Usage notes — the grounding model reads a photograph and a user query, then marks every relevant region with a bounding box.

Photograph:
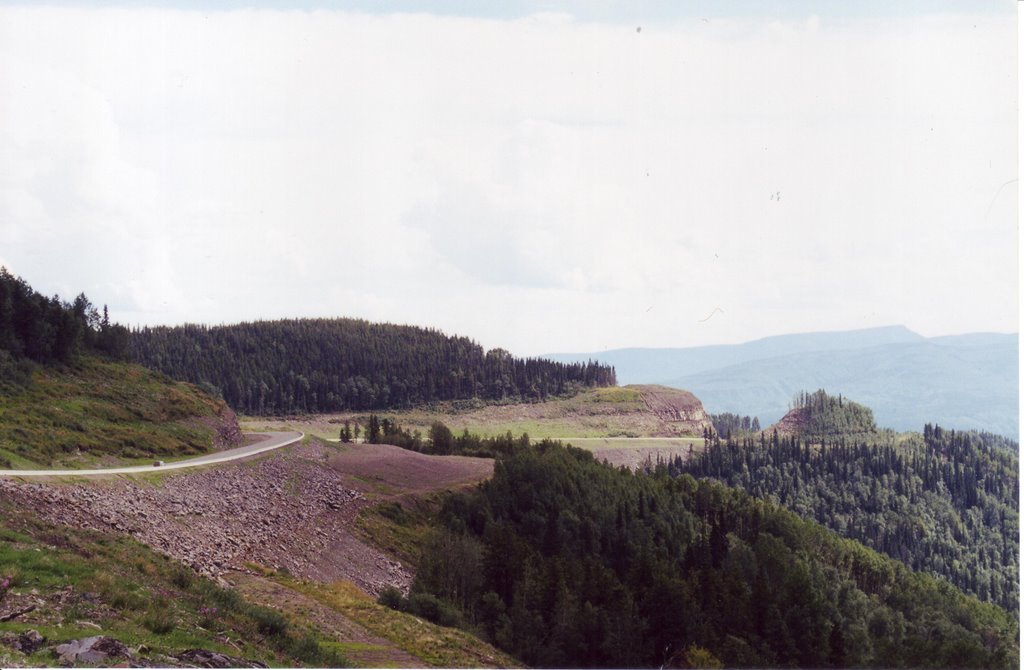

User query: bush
[377,585,406,611]
[406,592,464,629]
[248,606,289,637]
[170,566,193,589]
[141,609,176,634]
[377,502,408,525]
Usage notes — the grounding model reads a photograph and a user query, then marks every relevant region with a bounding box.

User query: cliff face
[631,385,716,437]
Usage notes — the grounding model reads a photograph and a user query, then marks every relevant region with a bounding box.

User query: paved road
[0,431,304,477]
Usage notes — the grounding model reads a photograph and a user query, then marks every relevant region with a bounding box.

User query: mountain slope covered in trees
[130,319,615,415]
[676,422,1019,612]
[394,442,1017,669]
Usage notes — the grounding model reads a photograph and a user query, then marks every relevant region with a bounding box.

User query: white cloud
[0,7,1015,353]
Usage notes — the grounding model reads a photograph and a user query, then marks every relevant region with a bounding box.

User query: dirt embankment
[767,407,809,437]
[632,385,715,436]
[183,404,245,451]
[0,441,412,595]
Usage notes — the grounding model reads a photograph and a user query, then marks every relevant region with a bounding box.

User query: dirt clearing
[328,442,493,495]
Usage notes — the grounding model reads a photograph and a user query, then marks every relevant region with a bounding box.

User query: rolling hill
[548,327,1019,437]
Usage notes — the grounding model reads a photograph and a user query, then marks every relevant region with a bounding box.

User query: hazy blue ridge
[547,328,1018,437]
[546,325,925,384]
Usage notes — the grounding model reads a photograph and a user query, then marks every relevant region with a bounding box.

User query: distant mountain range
[547,326,1019,437]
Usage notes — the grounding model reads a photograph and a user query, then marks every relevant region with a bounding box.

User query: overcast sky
[0,1,1017,356]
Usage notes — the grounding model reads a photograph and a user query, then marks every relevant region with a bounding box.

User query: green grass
[0,501,349,668]
[588,386,643,403]
[0,357,230,468]
[277,578,520,669]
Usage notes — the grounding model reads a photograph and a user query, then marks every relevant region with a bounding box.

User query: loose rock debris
[0,441,412,595]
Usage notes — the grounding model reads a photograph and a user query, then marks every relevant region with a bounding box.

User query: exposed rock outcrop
[0,629,45,654]
[633,385,716,437]
[175,648,269,668]
[54,636,131,666]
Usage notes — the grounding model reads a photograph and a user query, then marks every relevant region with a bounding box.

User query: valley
[0,271,1017,668]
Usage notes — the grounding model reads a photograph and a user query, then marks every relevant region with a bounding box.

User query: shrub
[141,609,176,634]
[248,606,288,637]
[406,592,464,629]
[376,585,406,611]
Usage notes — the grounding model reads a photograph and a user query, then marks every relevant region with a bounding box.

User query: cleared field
[328,442,494,495]
[241,384,712,442]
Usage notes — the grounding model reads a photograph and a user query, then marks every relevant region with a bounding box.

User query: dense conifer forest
[675,425,1019,612]
[130,319,615,414]
[387,441,1017,669]
[0,268,129,386]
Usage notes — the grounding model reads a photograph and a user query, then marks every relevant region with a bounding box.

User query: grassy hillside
[0,356,237,469]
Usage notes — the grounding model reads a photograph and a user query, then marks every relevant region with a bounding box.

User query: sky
[0,1,1017,356]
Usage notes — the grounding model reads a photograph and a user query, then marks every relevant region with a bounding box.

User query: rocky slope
[0,441,410,595]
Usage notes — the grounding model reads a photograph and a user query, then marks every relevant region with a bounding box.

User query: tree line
[0,268,129,384]
[788,388,879,441]
[674,424,1019,612]
[382,440,1017,668]
[709,412,761,437]
[342,414,530,459]
[129,319,615,415]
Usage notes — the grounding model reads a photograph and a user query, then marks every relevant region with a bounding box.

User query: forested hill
[130,319,616,415]
[676,425,1019,612]
[772,389,879,442]
[400,442,1017,669]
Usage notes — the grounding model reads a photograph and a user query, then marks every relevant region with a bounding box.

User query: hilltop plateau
[242,384,714,469]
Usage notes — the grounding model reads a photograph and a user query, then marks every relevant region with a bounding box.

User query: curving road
[0,431,304,478]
